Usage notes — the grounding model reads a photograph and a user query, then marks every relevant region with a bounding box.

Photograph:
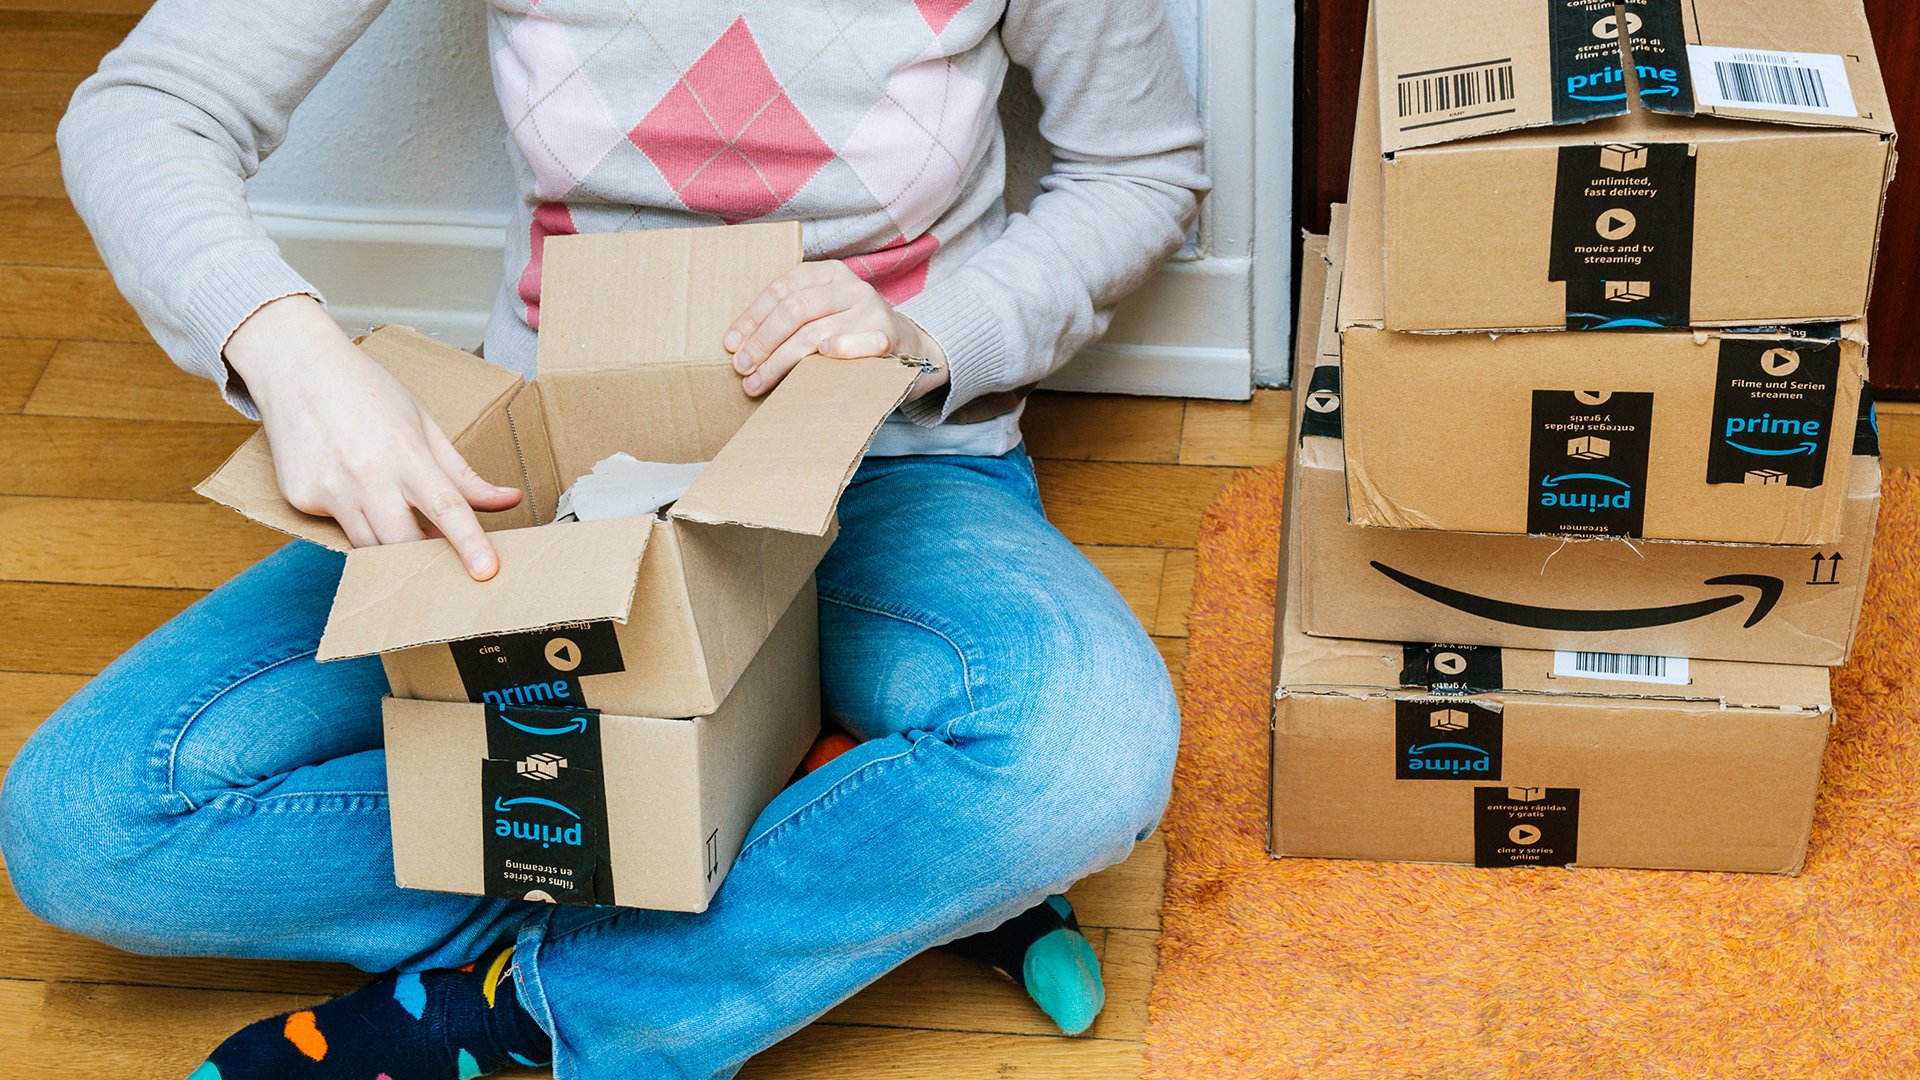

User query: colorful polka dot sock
[187,944,552,1080]
[943,894,1106,1036]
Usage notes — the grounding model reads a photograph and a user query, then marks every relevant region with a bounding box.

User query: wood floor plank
[1153,635,1187,689]
[0,133,62,200]
[0,265,144,338]
[0,69,86,136]
[0,414,249,502]
[1024,390,1185,464]
[1879,402,1919,470]
[0,194,97,267]
[25,339,245,423]
[0,497,282,589]
[1179,388,1293,467]
[0,336,53,412]
[0,581,200,674]
[0,11,136,72]
[1094,928,1159,1041]
[0,0,149,12]
[746,1021,1143,1079]
[1065,830,1165,933]
[1154,549,1194,638]
[1078,543,1167,633]
[1035,460,1240,549]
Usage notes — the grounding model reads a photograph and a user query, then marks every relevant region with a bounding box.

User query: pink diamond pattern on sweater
[518,201,577,329]
[914,0,973,35]
[840,53,991,237]
[628,17,836,224]
[846,232,939,305]
[493,13,626,200]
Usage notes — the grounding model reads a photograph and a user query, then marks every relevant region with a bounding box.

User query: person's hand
[224,296,523,581]
[723,261,949,398]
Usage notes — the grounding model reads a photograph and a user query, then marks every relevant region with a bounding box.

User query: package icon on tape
[1567,435,1611,460]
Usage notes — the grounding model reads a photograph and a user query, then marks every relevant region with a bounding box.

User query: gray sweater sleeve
[892,0,1212,425]
[58,0,393,417]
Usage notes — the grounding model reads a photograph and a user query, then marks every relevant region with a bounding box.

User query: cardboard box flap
[536,222,805,374]
[1373,0,1891,154]
[315,516,654,661]
[195,325,525,552]
[670,355,922,536]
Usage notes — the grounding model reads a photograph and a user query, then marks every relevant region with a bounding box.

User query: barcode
[1688,45,1857,118]
[1711,55,1828,110]
[1397,61,1516,120]
[1571,652,1666,676]
[1552,650,1690,685]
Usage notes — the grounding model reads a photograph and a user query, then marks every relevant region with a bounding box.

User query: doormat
[1145,465,1919,1078]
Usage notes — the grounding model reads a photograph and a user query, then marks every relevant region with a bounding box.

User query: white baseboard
[257,207,1256,399]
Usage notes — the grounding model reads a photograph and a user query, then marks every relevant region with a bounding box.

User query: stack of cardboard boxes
[201,222,926,910]
[1272,0,1895,873]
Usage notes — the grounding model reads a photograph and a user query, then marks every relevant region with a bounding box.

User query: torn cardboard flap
[536,221,805,373]
[316,515,654,662]
[671,355,921,536]
[195,325,524,553]
[556,454,711,522]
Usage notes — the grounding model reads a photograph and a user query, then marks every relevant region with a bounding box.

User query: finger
[404,469,501,582]
[335,507,379,551]
[723,263,841,358]
[818,328,894,360]
[733,283,854,374]
[743,313,853,396]
[364,493,429,547]
[422,416,522,513]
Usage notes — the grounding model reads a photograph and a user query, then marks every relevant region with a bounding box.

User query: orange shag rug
[1144,465,1920,1078]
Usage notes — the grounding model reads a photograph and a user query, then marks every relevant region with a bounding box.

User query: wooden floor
[5,8,1920,1074]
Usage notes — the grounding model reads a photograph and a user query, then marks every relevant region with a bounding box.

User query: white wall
[251,0,1292,396]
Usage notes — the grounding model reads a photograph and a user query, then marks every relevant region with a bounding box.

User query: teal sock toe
[1022,927,1105,1036]
[186,1063,222,1080]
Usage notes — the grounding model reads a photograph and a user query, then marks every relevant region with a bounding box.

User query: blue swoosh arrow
[492,796,580,819]
[1542,473,1631,489]
[500,713,589,736]
[1572,317,1668,329]
[1569,91,1629,101]
[1408,742,1490,756]
[1639,87,1679,97]
[1724,440,1819,457]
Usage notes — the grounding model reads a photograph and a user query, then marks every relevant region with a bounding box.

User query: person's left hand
[723,260,948,399]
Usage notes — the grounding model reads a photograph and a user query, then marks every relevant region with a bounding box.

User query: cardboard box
[1354,0,1896,332]
[1339,166,1869,544]
[383,581,821,912]
[1270,447,1834,875]
[198,222,923,718]
[1300,217,1881,665]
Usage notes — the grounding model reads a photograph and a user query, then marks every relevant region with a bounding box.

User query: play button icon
[1595,208,1637,241]
[1509,824,1542,845]
[1433,651,1467,676]
[544,637,582,672]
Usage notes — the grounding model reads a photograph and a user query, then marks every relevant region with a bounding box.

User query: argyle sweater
[58,0,1209,456]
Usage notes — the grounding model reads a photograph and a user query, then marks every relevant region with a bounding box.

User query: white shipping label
[1687,45,1857,118]
[1552,651,1691,686]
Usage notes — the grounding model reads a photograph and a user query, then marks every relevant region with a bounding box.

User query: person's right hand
[224,295,522,581]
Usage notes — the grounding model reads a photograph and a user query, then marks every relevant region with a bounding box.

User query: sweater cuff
[894,277,1010,428]
[175,250,326,420]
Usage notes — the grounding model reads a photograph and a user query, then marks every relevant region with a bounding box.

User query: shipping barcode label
[1686,45,1857,118]
[1552,651,1691,685]
[1395,59,1516,128]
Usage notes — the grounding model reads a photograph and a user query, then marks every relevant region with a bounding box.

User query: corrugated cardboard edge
[670,355,924,536]
[315,515,654,661]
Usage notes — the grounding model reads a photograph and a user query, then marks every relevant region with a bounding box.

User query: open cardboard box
[1303,214,1879,664]
[382,581,820,912]
[1272,423,1834,874]
[1356,0,1895,332]
[1337,175,1869,545]
[198,222,924,718]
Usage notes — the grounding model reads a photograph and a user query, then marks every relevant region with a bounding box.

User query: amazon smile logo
[1723,412,1823,457]
[1370,562,1784,631]
[1405,741,1494,775]
[1537,472,1633,512]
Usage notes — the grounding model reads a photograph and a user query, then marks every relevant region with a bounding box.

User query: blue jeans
[0,447,1178,1079]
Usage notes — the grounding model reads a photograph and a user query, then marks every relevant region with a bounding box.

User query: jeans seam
[735,737,930,866]
[816,589,978,715]
[163,646,320,812]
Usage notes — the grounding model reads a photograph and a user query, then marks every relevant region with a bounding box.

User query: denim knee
[0,692,165,949]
